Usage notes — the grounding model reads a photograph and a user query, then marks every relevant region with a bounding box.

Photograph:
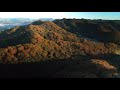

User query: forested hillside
[0,19,120,78]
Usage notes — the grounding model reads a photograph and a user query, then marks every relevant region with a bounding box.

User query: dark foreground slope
[0,57,118,78]
[0,20,119,78]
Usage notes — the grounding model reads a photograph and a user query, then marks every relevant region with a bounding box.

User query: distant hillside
[54,19,120,43]
[38,18,54,21]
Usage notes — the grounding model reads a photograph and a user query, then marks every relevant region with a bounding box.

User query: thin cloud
[0,12,67,19]
[0,12,120,20]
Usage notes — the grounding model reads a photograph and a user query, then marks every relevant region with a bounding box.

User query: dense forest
[0,19,120,78]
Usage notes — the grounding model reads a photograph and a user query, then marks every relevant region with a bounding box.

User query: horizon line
[0,17,119,20]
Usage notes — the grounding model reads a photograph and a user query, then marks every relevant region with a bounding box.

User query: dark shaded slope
[0,26,31,47]
[0,56,118,78]
[54,19,120,43]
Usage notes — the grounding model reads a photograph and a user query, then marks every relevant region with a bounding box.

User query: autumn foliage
[0,20,118,64]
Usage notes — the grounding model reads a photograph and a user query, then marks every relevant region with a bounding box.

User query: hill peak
[31,20,44,25]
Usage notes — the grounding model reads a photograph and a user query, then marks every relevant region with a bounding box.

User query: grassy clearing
[114,49,120,55]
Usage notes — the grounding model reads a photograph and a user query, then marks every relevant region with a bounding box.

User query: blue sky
[0,12,119,20]
[69,12,120,20]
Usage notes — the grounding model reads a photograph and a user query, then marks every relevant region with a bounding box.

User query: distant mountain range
[0,18,54,31]
[38,18,54,21]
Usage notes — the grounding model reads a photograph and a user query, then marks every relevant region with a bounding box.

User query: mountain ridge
[0,19,119,78]
[0,20,117,63]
